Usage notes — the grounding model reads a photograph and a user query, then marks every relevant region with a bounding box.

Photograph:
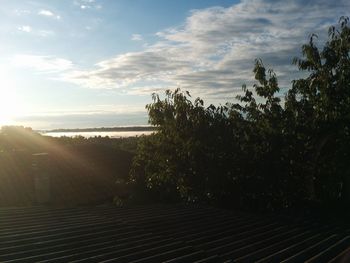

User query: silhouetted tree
[130,17,350,212]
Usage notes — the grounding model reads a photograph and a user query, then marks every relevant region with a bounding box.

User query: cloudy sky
[0,0,348,129]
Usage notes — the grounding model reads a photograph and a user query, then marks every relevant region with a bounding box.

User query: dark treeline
[125,18,350,214]
[0,126,140,206]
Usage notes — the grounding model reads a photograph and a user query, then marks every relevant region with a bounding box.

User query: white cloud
[131,34,143,41]
[37,30,55,37]
[18,25,32,33]
[74,0,101,10]
[38,9,61,19]
[17,26,55,37]
[11,55,73,73]
[13,105,148,130]
[62,51,191,89]
[36,1,350,101]
[14,9,31,16]
[18,104,146,117]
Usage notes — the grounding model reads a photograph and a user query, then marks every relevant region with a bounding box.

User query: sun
[0,68,22,126]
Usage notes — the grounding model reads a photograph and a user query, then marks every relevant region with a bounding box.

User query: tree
[129,17,350,212]
[285,16,350,204]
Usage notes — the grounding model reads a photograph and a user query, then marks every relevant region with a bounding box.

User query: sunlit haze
[0,0,348,129]
[0,65,23,125]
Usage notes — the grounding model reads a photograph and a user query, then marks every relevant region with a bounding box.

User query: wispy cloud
[11,55,73,72]
[25,0,350,101]
[17,25,32,33]
[14,9,31,16]
[17,26,55,37]
[13,105,147,129]
[38,9,61,19]
[74,0,101,10]
[62,51,191,89]
[62,0,348,101]
[37,30,55,37]
[131,34,143,41]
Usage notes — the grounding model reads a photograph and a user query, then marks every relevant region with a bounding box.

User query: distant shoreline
[40,126,156,133]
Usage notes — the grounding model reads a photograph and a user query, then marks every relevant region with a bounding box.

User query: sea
[42,130,154,138]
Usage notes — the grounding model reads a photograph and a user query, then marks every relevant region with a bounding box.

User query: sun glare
[0,68,22,126]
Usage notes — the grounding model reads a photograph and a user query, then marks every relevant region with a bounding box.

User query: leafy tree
[129,17,350,212]
[285,16,350,204]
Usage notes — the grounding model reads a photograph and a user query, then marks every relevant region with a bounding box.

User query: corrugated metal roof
[0,205,349,262]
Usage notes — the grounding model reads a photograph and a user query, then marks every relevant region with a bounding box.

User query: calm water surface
[43,130,154,138]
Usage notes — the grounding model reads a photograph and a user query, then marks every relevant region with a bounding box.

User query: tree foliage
[130,18,350,211]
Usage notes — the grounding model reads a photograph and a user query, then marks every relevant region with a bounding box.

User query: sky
[0,0,348,130]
